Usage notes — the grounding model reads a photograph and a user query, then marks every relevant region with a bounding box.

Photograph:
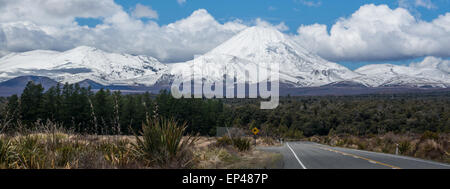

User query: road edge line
[286,142,307,169]
[336,146,450,168]
[314,143,450,168]
[316,146,402,169]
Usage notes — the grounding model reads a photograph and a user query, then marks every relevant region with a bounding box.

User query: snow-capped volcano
[0,46,169,85]
[181,26,361,87]
[0,27,449,90]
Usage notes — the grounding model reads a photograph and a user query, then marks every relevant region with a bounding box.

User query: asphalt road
[259,141,450,169]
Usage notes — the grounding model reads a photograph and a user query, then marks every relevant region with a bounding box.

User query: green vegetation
[0,82,229,136]
[1,81,449,166]
[0,120,199,169]
[0,121,280,169]
[229,93,450,137]
[2,82,449,138]
[217,136,251,152]
[133,118,197,168]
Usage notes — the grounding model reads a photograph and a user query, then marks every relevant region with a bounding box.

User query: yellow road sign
[252,127,259,135]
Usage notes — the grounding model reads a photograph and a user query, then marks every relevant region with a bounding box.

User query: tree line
[0,81,449,137]
[0,82,230,135]
[228,93,450,137]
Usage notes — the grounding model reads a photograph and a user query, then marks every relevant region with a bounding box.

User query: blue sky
[1,0,449,69]
[89,0,448,69]
[106,0,450,33]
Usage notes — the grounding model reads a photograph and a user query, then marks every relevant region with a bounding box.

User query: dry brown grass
[194,146,282,169]
[0,119,283,169]
[256,137,282,147]
[1,132,282,169]
[193,136,283,169]
[0,133,146,169]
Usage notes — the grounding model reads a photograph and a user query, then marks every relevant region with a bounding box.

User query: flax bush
[133,118,197,168]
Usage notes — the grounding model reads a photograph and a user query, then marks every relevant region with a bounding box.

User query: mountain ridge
[0,46,169,86]
[0,27,449,90]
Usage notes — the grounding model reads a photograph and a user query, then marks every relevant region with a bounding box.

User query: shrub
[101,139,137,168]
[133,117,197,168]
[216,136,251,152]
[216,136,233,147]
[335,139,345,147]
[356,140,368,150]
[262,137,276,146]
[381,143,394,154]
[421,131,439,141]
[232,137,251,152]
[13,135,48,169]
[284,128,304,140]
[398,141,411,155]
[415,139,445,160]
[53,141,86,168]
[0,138,13,168]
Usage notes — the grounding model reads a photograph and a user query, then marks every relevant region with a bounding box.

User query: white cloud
[255,18,289,31]
[415,0,437,9]
[4,1,443,64]
[0,27,5,49]
[296,0,322,7]
[0,0,122,26]
[132,4,158,19]
[0,0,293,62]
[177,0,186,5]
[398,0,437,17]
[410,56,450,72]
[0,50,9,58]
[295,4,450,62]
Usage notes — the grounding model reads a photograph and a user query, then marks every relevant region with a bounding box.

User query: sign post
[252,127,259,146]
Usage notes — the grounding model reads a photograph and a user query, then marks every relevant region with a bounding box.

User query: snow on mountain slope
[169,53,302,85]
[0,46,169,85]
[190,26,362,87]
[354,57,450,87]
[0,27,448,89]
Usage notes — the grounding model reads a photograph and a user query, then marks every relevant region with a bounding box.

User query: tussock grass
[194,146,282,169]
[133,117,198,168]
[0,138,13,168]
[216,136,251,152]
[0,119,280,169]
[0,118,199,169]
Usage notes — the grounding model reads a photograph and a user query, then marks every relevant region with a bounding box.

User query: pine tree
[6,94,20,125]
[93,88,113,134]
[20,81,44,126]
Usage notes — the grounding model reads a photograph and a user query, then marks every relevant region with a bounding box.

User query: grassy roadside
[193,137,283,169]
[0,132,283,169]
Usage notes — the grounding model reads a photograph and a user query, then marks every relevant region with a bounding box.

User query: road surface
[259,141,450,169]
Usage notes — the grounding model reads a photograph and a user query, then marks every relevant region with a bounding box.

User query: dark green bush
[216,136,233,147]
[133,117,197,168]
[0,138,13,168]
[232,137,251,152]
[421,131,439,141]
[398,140,411,155]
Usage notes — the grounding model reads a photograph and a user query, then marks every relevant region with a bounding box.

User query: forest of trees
[230,93,450,137]
[0,82,231,135]
[0,81,449,137]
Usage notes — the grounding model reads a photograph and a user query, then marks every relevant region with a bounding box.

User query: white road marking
[332,145,450,168]
[313,143,450,168]
[286,142,307,169]
[315,145,402,169]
